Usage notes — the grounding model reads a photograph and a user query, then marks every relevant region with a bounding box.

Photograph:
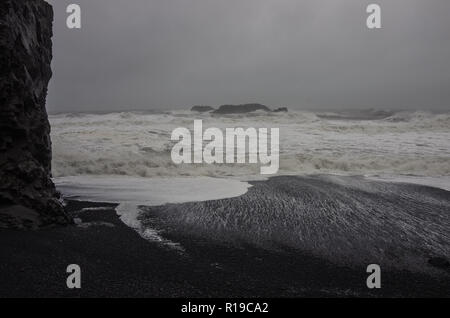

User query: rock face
[194,103,289,114]
[191,105,215,112]
[213,103,271,114]
[0,0,69,227]
[273,107,288,113]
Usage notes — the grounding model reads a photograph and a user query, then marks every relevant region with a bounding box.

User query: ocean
[50,109,450,181]
[50,109,450,274]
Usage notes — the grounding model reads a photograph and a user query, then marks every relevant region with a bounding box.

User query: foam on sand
[54,175,251,249]
[367,175,450,192]
[138,175,450,273]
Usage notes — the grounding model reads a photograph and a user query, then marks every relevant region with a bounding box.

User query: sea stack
[0,0,69,228]
[191,105,215,112]
[273,107,288,113]
[213,103,271,114]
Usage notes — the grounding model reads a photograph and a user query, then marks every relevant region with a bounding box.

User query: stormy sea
[46,109,450,297]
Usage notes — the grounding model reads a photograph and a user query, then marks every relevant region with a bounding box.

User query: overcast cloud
[46,0,450,113]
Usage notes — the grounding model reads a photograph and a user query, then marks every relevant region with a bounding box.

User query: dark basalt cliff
[0,0,69,228]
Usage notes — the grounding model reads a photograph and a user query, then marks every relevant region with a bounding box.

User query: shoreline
[1,175,449,297]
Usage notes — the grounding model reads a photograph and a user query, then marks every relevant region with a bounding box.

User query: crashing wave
[50,110,450,179]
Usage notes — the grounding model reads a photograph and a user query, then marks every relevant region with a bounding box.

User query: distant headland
[191,103,288,114]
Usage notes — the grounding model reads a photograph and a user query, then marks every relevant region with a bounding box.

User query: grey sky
[46,0,450,113]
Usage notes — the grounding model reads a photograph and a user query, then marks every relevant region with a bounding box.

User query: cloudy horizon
[46,0,450,113]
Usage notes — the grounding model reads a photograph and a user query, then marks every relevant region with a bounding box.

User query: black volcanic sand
[0,176,449,297]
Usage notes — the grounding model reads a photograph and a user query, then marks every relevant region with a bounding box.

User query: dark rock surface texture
[212,103,271,114]
[273,107,288,112]
[191,105,215,112]
[0,0,69,228]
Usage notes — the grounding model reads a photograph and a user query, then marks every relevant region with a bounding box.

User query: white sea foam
[50,110,450,180]
[51,110,450,252]
[54,175,251,204]
[54,175,251,249]
[366,175,450,192]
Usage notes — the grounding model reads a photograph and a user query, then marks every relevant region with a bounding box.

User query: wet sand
[0,176,449,297]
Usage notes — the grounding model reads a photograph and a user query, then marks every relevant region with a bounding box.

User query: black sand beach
[0,176,449,298]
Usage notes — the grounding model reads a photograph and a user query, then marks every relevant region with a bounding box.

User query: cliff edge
[0,0,69,228]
